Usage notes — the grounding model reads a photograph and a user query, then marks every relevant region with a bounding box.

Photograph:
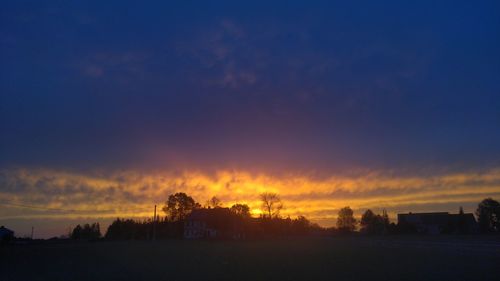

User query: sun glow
[2,168,500,227]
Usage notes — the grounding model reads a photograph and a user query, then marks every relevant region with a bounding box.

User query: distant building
[0,226,14,242]
[184,208,245,239]
[398,212,478,234]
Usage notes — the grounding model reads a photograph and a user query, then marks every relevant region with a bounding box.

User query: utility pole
[152,205,157,241]
[31,226,34,240]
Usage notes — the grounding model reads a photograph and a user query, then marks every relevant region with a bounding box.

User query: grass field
[2,236,499,281]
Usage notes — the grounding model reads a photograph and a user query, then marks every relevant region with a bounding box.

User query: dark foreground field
[2,236,499,281]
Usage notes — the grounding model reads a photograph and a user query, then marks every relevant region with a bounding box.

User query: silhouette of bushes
[70,223,101,240]
[104,218,184,240]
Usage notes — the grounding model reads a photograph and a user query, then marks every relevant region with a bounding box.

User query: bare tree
[260,192,283,218]
[207,196,223,208]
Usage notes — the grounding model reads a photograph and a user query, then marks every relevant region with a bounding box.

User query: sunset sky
[1,1,500,238]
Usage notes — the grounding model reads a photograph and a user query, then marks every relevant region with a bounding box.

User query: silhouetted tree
[360,209,376,234]
[91,223,101,239]
[387,222,398,234]
[207,196,223,208]
[260,192,283,218]
[360,209,388,235]
[292,215,311,235]
[476,198,500,233]
[105,218,139,240]
[105,218,184,240]
[71,224,82,239]
[71,223,101,240]
[337,206,356,233]
[230,203,251,218]
[162,192,200,221]
[381,209,390,228]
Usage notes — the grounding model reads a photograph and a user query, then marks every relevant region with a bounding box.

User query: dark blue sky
[1,0,500,175]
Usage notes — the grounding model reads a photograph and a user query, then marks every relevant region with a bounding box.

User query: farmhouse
[0,226,14,242]
[397,212,477,234]
[184,208,245,239]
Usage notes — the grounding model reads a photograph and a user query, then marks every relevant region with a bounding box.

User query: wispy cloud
[175,20,268,90]
[76,51,149,80]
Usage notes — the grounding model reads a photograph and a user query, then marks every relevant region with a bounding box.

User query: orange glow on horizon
[1,168,500,228]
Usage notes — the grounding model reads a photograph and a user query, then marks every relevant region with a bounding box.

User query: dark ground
[1,236,499,281]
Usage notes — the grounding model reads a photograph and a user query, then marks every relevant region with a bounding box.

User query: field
[2,236,499,281]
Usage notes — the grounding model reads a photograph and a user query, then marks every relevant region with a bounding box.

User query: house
[447,213,479,234]
[184,208,244,239]
[398,212,477,234]
[0,226,14,242]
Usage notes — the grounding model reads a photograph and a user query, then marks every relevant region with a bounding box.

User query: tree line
[69,195,500,240]
[100,192,322,240]
[334,197,500,234]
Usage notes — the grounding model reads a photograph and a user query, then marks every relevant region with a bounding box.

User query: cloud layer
[1,167,499,237]
[1,2,500,237]
[2,2,500,174]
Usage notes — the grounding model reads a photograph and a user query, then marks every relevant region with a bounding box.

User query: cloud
[83,65,104,77]
[175,20,265,90]
[77,51,149,80]
[1,168,499,227]
[174,18,344,104]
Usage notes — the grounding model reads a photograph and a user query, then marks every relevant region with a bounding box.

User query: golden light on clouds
[1,168,500,228]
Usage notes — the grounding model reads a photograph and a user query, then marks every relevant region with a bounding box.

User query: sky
[1,0,500,238]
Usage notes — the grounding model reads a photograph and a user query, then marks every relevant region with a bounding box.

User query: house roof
[398,212,450,224]
[448,213,477,224]
[398,212,477,226]
[0,226,14,236]
[187,208,236,229]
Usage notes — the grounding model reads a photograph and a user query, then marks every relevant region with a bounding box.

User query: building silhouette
[398,212,477,234]
[0,226,14,243]
[184,208,245,239]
